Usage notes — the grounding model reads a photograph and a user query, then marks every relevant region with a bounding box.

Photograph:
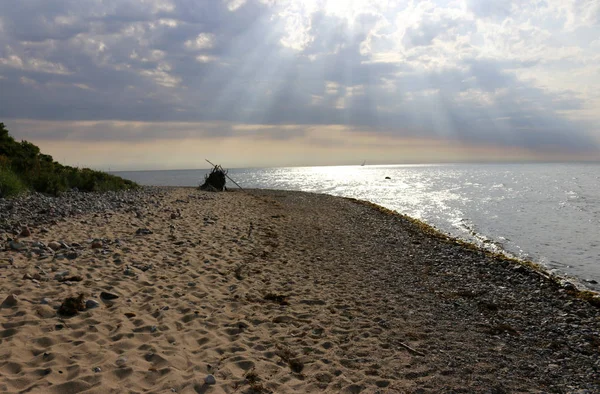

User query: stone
[48,241,62,251]
[66,251,79,260]
[135,228,153,235]
[124,267,135,276]
[92,367,102,373]
[19,226,31,237]
[100,291,119,300]
[9,240,26,251]
[54,271,69,280]
[91,239,103,249]
[41,298,52,305]
[85,299,100,309]
[204,375,216,385]
[1,294,18,308]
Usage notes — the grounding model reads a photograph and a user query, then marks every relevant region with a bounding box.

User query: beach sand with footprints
[1,188,600,393]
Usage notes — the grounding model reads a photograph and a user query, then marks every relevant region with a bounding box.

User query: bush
[0,122,139,196]
[0,166,27,198]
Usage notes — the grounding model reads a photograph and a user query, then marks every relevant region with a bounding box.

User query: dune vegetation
[0,122,137,198]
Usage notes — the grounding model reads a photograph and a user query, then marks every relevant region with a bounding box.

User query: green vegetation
[0,122,138,197]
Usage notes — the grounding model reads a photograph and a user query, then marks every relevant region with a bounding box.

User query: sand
[1,188,599,393]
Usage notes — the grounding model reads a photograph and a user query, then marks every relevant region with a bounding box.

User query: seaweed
[57,294,86,316]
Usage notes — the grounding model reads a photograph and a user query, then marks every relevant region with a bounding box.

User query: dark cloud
[0,0,597,157]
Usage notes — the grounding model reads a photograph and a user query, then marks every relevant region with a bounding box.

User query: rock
[91,239,103,249]
[19,226,31,237]
[385,176,391,180]
[41,298,52,305]
[115,357,127,367]
[48,241,62,251]
[1,294,18,308]
[124,267,135,276]
[92,367,102,373]
[204,375,216,385]
[66,251,79,260]
[135,228,153,235]
[85,299,100,309]
[54,271,69,280]
[23,273,33,280]
[40,227,50,233]
[9,240,26,251]
[100,291,119,300]
[58,275,83,282]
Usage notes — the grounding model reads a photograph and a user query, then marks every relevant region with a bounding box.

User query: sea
[114,163,600,291]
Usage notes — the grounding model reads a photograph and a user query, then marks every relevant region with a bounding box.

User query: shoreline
[346,196,600,301]
[1,187,600,392]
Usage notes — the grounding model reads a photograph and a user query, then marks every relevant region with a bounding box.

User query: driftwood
[199,160,244,192]
[200,164,227,191]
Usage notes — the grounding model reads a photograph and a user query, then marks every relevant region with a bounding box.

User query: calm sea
[114,163,600,290]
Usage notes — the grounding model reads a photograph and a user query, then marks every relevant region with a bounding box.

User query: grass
[0,166,27,198]
[1,122,138,196]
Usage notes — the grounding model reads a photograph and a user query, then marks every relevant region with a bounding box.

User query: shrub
[0,166,27,198]
[0,122,139,196]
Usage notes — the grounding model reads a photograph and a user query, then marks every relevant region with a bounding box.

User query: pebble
[47,241,62,251]
[9,240,26,251]
[19,226,31,237]
[86,300,100,309]
[66,251,79,260]
[100,291,119,300]
[124,267,135,276]
[92,367,102,373]
[54,271,69,280]
[204,375,216,385]
[1,294,18,308]
[0,188,168,235]
[91,239,103,249]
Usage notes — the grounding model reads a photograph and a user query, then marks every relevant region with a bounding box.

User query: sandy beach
[1,188,599,393]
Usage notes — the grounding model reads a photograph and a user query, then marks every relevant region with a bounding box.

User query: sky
[0,0,599,170]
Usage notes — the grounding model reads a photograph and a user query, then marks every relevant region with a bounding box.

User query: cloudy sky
[0,0,599,170]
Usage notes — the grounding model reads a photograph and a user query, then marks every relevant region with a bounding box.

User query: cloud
[0,0,598,165]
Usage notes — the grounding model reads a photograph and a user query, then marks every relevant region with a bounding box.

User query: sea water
[114,163,600,289]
